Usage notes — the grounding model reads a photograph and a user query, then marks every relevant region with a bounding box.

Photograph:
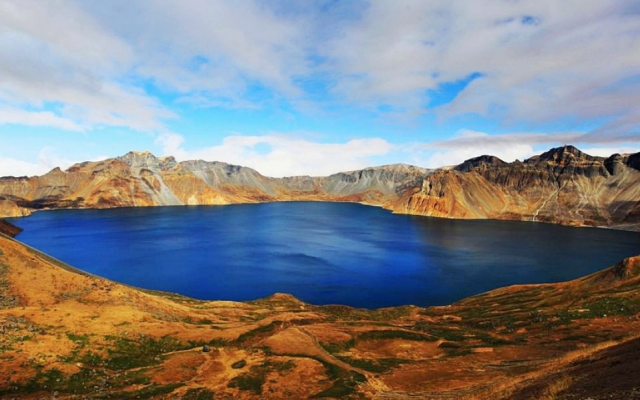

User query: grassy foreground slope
[0,232,639,399]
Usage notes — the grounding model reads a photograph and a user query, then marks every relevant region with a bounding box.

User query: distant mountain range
[1,145,639,230]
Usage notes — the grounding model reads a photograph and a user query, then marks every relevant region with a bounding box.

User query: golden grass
[453,338,632,400]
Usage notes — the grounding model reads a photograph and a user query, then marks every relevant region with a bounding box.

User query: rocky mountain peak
[604,153,626,175]
[530,145,601,165]
[118,151,177,170]
[44,167,65,175]
[455,155,507,172]
[626,153,640,171]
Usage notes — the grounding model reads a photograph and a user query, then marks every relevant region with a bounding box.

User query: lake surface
[8,202,640,308]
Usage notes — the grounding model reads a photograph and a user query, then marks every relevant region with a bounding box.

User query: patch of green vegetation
[473,332,516,346]
[443,348,473,358]
[517,297,640,328]
[271,359,295,372]
[106,383,184,399]
[248,296,303,309]
[14,334,33,342]
[182,316,215,325]
[310,358,366,398]
[206,338,230,347]
[64,368,107,394]
[32,368,65,391]
[320,338,356,354]
[103,335,190,370]
[414,324,468,342]
[67,332,91,342]
[228,370,264,394]
[580,297,640,318]
[234,321,280,345]
[0,367,84,395]
[0,261,19,309]
[455,306,491,321]
[227,360,295,395]
[336,356,408,373]
[182,387,215,400]
[562,334,600,344]
[78,351,103,366]
[59,291,84,300]
[108,368,152,389]
[358,330,434,342]
[549,310,574,326]
[0,350,166,397]
[321,305,412,322]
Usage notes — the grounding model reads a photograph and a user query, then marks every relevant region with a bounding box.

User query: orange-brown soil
[1,233,639,399]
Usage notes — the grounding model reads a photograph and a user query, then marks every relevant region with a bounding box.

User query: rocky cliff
[0,151,427,214]
[2,146,640,230]
[0,197,30,218]
[389,146,640,230]
[0,218,22,237]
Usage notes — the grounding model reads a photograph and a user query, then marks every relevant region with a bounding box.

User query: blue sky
[1,0,640,177]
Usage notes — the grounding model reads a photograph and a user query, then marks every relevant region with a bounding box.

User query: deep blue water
[7,202,640,308]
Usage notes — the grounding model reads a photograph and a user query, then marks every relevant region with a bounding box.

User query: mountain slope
[0,231,639,399]
[1,146,640,230]
[388,146,640,230]
[0,151,428,214]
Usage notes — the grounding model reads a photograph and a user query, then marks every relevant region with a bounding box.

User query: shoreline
[7,198,640,233]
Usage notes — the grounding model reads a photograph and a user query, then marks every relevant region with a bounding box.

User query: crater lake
[8,202,640,308]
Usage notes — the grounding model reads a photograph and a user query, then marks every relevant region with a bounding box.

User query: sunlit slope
[390,146,640,230]
[2,146,640,231]
[1,233,639,399]
[0,151,426,213]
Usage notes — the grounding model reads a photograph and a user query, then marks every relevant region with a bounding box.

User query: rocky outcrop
[2,146,639,230]
[0,152,428,216]
[0,197,30,218]
[0,219,22,237]
[455,155,507,172]
[389,146,640,230]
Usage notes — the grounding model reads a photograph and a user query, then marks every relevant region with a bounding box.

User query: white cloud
[325,0,640,139]
[427,130,583,150]
[424,136,538,168]
[0,0,172,133]
[421,130,640,168]
[0,156,44,177]
[0,0,310,133]
[88,0,308,104]
[577,146,640,157]
[1,0,640,151]
[0,108,84,132]
[0,147,76,177]
[157,133,394,177]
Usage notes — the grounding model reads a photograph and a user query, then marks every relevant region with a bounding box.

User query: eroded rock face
[455,155,507,173]
[0,153,428,217]
[391,146,640,230]
[0,219,22,237]
[1,146,639,230]
[0,198,30,218]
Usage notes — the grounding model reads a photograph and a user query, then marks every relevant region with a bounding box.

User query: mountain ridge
[1,145,640,230]
[392,145,640,230]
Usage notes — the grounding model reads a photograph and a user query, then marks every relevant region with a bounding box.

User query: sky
[1,0,640,177]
